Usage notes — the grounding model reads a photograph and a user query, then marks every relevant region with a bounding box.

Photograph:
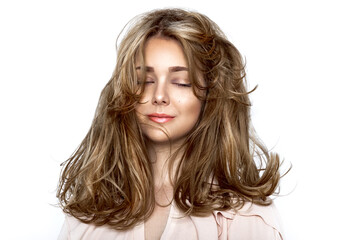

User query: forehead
[137,37,188,67]
[135,36,205,86]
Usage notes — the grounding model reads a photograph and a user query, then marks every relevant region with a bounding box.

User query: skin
[135,37,203,240]
[135,38,202,147]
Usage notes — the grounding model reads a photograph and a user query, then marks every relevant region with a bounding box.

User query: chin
[144,132,187,146]
[143,129,171,143]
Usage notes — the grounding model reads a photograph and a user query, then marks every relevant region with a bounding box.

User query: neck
[147,141,184,188]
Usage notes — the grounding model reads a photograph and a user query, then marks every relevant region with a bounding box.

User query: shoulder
[58,214,136,240]
[214,202,284,240]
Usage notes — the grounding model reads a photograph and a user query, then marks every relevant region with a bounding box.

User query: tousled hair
[57,8,284,230]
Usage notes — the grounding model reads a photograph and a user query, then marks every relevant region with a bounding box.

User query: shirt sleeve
[221,203,284,240]
[57,217,69,240]
[56,214,136,240]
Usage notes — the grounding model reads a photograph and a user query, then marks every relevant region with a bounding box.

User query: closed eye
[139,77,155,84]
[136,79,155,85]
[174,83,192,87]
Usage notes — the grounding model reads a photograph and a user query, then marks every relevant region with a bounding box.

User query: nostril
[152,93,169,105]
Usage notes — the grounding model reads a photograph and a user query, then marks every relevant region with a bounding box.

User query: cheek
[135,90,152,111]
[183,97,202,119]
[138,89,150,102]
[135,103,147,123]
[194,102,203,119]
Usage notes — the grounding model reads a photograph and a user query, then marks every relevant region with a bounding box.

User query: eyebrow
[135,66,188,72]
[169,66,188,72]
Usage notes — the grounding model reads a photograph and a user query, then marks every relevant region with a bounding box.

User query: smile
[147,113,175,123]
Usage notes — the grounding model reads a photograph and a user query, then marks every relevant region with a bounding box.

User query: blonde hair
[57,8,283,230]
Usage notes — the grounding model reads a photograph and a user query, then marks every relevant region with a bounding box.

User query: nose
[152,82,169,105]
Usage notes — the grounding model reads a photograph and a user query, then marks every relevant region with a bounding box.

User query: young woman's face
[135,37,202,146]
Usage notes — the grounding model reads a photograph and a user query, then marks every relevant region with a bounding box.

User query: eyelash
[140,78,191,88]
[174,83,192,87]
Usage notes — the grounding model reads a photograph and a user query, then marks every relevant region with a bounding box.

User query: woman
[57,8,284,240]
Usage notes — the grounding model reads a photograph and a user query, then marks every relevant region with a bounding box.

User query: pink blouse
[58,202,283,240]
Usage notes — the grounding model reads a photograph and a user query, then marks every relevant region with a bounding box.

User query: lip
[147,113,175,123]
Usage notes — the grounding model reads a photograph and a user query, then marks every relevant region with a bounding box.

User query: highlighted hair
[57,8,284,230]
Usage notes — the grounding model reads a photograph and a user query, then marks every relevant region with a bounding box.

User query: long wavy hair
[57,8,283,230]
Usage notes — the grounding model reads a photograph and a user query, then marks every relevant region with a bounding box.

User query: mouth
[147,113,175,123]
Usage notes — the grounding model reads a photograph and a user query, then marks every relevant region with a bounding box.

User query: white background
[1,0,359,239]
